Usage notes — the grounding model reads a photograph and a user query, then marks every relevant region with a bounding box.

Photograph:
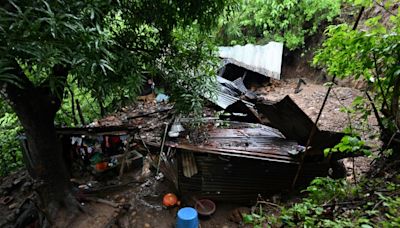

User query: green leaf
[243,214,254,224]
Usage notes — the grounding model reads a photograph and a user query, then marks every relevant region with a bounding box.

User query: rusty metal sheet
[178,153,330,202]
[256,95,344,155]
[224,101,262,123]
[166,123,299,164]
[181,151,198,178]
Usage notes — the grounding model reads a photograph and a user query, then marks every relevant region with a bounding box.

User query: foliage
[278,177,400,227]
[216,0,342,49]
[0,0,232,116]
[242,204,269,228]
[159,24,219,116]
[313,0,400,150]
[325,88,373,157]
[324,135,371,156]
[0,0,233,182]
[243,176,400,227]
[56,81,102,126]
[0,102,23,176]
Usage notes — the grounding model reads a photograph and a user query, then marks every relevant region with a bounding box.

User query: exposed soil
[257,78,379,180]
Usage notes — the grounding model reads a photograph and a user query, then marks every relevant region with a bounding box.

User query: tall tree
[0,0,231,225]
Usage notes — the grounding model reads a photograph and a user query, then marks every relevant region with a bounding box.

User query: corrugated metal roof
[256,96,344,153]
[178,154,330,202]
[218,42,284,80]
[216,76,242,95]
[213,90,239,109]
[232,76,248,94]
[205,76,254,110]
[166,122,299,164]
[208,89,254,110]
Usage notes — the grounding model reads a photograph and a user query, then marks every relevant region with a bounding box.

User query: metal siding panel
[218,42,284,80]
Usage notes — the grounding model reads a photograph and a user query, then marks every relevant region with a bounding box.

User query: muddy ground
[0,78,378,228]
[257,78,378,178]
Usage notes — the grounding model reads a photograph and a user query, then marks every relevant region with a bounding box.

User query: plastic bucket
[176,207,198,228]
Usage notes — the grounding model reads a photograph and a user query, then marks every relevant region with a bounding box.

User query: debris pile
[42,42,353,203]
[6,42,363,226]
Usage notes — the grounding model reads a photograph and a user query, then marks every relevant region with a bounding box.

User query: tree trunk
[1,61,80,226]
[18,98,79,225]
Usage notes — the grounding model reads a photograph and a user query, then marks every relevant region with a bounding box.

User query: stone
[8,202,18,210]
[6,213,15,222]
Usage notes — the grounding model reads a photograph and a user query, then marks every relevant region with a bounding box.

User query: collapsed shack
[29,96,352,204]
[19,42,356,205]
[164,121,333,202]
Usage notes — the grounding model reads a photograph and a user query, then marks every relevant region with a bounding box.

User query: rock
[6,213,15,222]
[0,196,13,205]
[21,181,32,192]
[8,202,18,210]
[12,178,22,186]
[144,223,151,227]
[229,207,250,223]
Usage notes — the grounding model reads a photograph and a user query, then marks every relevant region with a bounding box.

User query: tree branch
[0,59,35,108]
[391,76,400,130]
[366,91,386,133]
[1,60,70,119]
[372,52,389,111]
[373,0,397,16]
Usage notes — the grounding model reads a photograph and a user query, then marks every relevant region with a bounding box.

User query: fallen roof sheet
[165,122,299,164]
[232,76,248,94]
[211,90,255,110]
[218,42,284,80]
[206,76,255,112]
[256,95,344,154]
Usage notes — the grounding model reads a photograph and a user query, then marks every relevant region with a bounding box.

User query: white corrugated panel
[218,42,284,80]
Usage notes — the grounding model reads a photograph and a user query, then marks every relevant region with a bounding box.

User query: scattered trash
[168,119,185,138]
[95,161,108,171]
[141,180,152,188]
[155,172,164,181]
[156,93,170,103]
[288,145,308,156]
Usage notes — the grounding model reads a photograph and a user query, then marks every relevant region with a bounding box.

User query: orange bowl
[163,193,178,207]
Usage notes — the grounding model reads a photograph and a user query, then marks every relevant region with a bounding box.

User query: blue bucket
[176,207,199,228]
